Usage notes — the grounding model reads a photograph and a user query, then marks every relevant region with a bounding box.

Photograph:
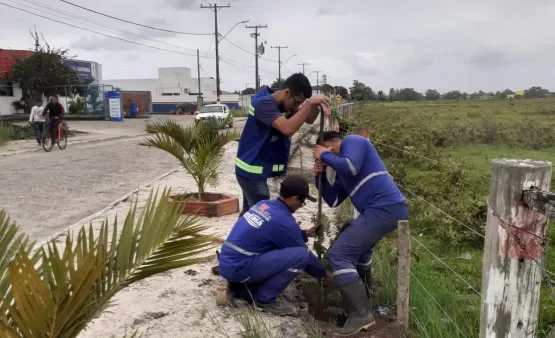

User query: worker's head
[275,73,312,113]
[36,98,43,106]
[320,131,342,155]
[278,175,316,213]
[50,96,58,104]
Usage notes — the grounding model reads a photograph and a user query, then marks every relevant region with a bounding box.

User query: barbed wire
[372,140,491,181]
[410,270,470,338]
[410,234,482,296]
[395,181,485,239]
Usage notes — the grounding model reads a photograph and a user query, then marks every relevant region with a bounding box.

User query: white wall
[0,84,23,116]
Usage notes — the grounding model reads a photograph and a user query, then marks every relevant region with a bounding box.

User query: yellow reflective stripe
[235,157,263,174]
[272,164,285,172]
[248,105,255,116]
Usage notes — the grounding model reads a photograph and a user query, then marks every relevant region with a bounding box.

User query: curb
[34,167,182,249]
[0,134,148,158]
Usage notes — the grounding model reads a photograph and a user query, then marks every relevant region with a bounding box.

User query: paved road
[0,116,246,241]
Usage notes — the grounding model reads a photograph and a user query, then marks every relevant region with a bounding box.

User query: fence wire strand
[410,234,481,296]
[373,140,491,181]
[395,182,485,239]
[410,270,470,338]
[409,308,432,338]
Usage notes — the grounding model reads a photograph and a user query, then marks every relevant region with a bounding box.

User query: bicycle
[42,117,67,152]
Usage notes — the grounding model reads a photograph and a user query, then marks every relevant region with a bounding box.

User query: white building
[103,67,239,113]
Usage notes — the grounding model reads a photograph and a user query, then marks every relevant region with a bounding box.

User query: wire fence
[358,137,555,336]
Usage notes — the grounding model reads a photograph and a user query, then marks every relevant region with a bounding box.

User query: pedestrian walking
[30,98,44,146]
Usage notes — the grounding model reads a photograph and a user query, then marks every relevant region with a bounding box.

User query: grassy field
[356,98,555,337]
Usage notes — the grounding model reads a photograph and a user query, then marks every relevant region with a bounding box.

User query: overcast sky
[2,0,555,93]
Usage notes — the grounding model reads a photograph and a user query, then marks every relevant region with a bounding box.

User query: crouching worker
[313,131,408,336]
[218,175,327,316]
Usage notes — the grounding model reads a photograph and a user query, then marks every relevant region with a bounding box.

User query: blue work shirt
[235,87,291,180]
[219,199,325,280]
[316,135,406,212]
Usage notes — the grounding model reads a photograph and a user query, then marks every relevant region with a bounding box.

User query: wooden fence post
[397,220,410,331]
[480,159,552,338]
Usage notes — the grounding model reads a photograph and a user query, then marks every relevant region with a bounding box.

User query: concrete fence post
[480,159,552,338]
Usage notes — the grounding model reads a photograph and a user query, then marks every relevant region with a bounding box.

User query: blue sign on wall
[107,91,124,121]
[63,59,93,80]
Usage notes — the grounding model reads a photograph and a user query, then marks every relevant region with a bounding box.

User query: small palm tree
[140,117,239,201]
[0,189,216,337]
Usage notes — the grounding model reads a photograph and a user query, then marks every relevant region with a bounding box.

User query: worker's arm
[269,218,326,278]
[290,103,320,125]
[29,107,34,122]
[320,137,365,177]
[314,169,349,208]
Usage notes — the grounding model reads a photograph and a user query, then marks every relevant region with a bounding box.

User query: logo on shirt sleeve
[244,212,264,229]
[252,203,272,221]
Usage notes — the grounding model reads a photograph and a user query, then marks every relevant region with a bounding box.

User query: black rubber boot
[332,279,375,336]
[256,302,297,316]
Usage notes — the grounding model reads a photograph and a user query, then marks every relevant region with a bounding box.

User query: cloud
[165,0,201,9]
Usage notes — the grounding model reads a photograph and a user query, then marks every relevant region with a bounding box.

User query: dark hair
[320,130,342,143]
[281,73,312,99]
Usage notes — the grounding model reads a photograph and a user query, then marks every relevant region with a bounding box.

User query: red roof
[0,49,33,80]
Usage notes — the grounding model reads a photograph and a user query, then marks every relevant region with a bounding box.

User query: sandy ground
[73,140,336,338]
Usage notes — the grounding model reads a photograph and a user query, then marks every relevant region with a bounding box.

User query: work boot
[256,302,297,316]
[358,267,372,299]
[332,279,375,336]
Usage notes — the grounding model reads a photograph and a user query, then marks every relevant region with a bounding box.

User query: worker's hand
[308,94,330,108]
[305,226,318,238]
[313,145,332,160]
[323,271,335,287]
[313,161,326,176]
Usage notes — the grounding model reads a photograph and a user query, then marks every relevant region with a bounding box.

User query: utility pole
[200,3,230,103]
[196,49,203,107]
[246,24,267,91]
[313,70,322,94]
[271,45,288,85]
[298,62,310,75]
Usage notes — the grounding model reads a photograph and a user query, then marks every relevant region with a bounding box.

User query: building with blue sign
[103,67,240,113]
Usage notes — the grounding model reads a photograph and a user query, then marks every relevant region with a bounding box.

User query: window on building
[161,93,180,96]
[0,82,14,97]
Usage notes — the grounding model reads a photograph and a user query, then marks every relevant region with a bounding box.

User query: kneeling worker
[313,131,408,336]
[218,176,327,316]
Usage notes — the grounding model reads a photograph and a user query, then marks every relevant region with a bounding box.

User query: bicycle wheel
[57,126,67,150]
[42,132,53,152]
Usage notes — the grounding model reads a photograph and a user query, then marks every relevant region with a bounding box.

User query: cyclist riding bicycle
[42,96,65,141]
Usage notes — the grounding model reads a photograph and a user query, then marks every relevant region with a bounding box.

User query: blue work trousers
[329,203,409,286]
[236,174,270,217]
[221,247,324,304]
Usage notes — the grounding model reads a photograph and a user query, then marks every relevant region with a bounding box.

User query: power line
[220,36,278,63]
[298,62,310,75]
[19,0,214,57]
[245,24,267,91]
[60,0,212,36]
[271,45,288,81]
[1,3,213,59]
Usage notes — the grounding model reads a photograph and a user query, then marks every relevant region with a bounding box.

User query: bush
[69,97,85,115]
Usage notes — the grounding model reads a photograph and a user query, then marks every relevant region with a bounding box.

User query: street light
[219,20,250,42]
[282,53,299,65]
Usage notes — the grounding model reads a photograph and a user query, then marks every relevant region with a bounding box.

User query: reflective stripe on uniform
[356,257,372,267]
[223,241,259,256]
[349,171,389,198]
[346,158,357,175]
[235,157,264,174]
[288,268,302,273]
[272,164,285,172]
[248,105,255,116]
[333,268,358,276]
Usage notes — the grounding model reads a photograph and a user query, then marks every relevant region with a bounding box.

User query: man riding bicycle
[42,96,65,141]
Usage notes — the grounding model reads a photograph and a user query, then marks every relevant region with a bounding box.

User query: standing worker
[218,176,329,316]
[29,98,44,146]
[235,73,330,216]
[313,131,408,336]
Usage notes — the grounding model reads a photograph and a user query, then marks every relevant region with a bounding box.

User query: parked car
[195,104,233,128]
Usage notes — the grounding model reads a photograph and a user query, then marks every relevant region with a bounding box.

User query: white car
[195,104,233,128]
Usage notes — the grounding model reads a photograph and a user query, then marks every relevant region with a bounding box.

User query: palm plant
[0,188,216,337]
[140,117,240,201]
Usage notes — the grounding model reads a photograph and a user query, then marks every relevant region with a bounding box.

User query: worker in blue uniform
[218,175,329,316]
[235,73,330,216]
[313,131,408,336]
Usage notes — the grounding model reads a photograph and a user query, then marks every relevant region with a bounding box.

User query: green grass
[231,109,248,118]
[356,98,555,337]
[0,122,35,146]
[0,123,15,146]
